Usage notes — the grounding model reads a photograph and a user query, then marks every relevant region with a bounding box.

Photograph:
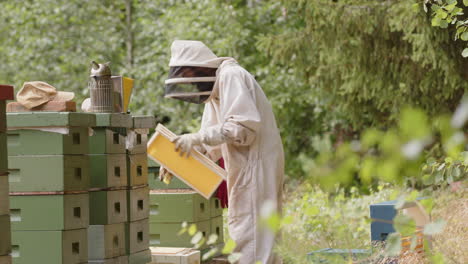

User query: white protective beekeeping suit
[165,40,284,264]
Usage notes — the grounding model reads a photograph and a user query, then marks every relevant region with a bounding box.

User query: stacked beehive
[6,112,95,264]
[148,176,224,253]
[125,116,154,263]
[0,85,14,264]
[87,113,131,264]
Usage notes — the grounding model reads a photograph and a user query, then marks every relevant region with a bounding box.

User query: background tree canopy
[0,0,466,179]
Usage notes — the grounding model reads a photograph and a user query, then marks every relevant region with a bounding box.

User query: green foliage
[425,0,468,56]
[258,0,468,135]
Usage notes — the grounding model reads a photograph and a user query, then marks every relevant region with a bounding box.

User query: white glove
[173,133,203,157]
[158,166,173,184]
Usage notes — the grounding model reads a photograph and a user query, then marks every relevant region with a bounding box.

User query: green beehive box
[94,113,132,128]
[9,193,89,231]
[127,154,148,187]
[0,101,6,132]
[88,255,128,264]
[0,215,11,256]
[0,175,9,215]
[149,220,210,249]
[210,198,223,218]
[128,249,151,264]
[125,219,149,255]
[7,127,89,155]
[127,187,149,222]
[0,133,7,174]
[148,168,191,190]
[89,128,126,154]
[126,131,148,155]
[8,155,89,192]
[6,112,95,128]
[88,223,126,260]
[149,190,210,223]
[90,154,128,189]
[89,190,128,225]
[132,116,155,129]
[211,216,224,244]
[11,229,88,264]
[0,255,11,264]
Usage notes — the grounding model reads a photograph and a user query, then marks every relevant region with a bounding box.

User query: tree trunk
[125,0,134,67]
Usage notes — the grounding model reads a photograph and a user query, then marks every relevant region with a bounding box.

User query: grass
[275,181,467,264]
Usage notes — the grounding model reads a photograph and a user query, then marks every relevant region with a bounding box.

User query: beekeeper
[161,40,284,264]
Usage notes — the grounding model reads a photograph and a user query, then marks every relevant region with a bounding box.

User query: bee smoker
[88,61,114,112]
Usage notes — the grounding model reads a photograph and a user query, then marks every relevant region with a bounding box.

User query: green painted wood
[128,249,151,264]
[132,116,155,129]
[11,229,88,264]
[210,198,223,218]
[0,132,7,174]
[7,127,89,155]
[89,128,126,154]
[0,215,11,256]
[89,154,128,189]
[0,176,9,215]
[127,154,148,187]
[8,155,89,192]
[125,219,149,255]
[149,220,210,249]
[127,187,149,222]
[88,223,126,260]
[211,216,224,244]
[149,191,210,223]
[89,190,127,225]
[94,113,132,128]
[0,101,6,132]
[0,255,12,264]
[6,112,95,128]
[147,168,191,190]
[9,193,89,231]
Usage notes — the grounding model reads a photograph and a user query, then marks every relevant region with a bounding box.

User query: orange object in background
[147,124,226,199]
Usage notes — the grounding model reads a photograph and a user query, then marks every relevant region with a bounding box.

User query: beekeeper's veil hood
[164,40,231,104]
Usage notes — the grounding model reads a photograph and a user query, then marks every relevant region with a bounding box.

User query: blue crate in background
[370,200,397,241]
[307,248,371,263]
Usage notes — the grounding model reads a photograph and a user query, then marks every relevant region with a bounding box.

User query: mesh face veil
[164,66,218,104]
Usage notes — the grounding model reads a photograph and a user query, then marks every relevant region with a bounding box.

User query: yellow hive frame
[147,124,226,199]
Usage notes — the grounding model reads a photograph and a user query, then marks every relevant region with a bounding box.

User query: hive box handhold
[11,229,88,264]
[7,126,89,155]
[127,187,149,222]
[88,223,126,260]
[89,154,128,189]
[149,220,210,249]
[9,193,89,231]
[127,154,148,186]
[149,190,210,223]
[8,155,90,192]
[89,190,128,225]
[126,219,149,255]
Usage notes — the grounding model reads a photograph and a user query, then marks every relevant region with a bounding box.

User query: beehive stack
[6,112,95,264]
[0,85,14,264]
[124,116,154,264]
[87,113,132,263]
[148,189,224,252]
